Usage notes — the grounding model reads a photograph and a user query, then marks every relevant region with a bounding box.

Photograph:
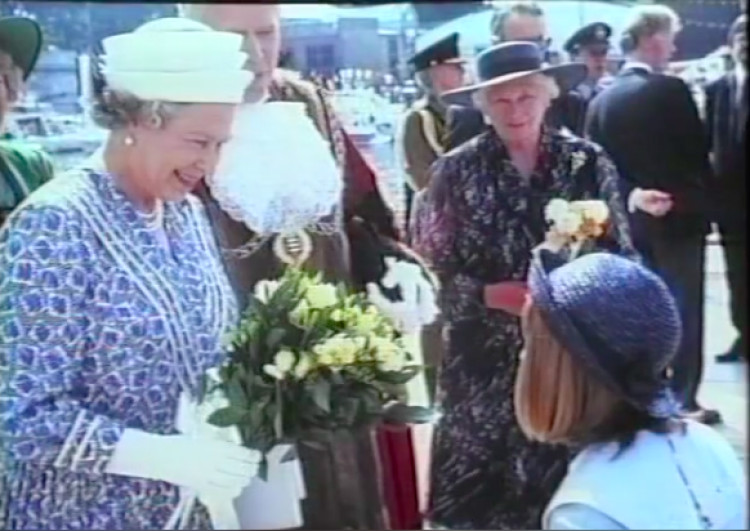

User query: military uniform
[564,22,615,133]
[398,33,466,404]
[0,139,55,226]
[399,33,464,233]
[399,93,448,231]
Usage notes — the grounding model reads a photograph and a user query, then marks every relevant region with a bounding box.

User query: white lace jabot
[208,101,342,235]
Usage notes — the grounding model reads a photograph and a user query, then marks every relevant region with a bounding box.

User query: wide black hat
[0,17,42,80]
[444,41,586,97]
[408,32,465,72]
[564,22,612,55]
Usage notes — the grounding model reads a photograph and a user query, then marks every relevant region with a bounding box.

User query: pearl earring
[124,135,135,146]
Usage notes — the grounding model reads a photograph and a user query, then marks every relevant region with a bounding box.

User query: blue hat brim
[528,250,680,419]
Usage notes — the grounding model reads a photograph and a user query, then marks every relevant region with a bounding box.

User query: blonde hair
[514,303,622,445]
[621,4,681,52]
[514,302,678,448]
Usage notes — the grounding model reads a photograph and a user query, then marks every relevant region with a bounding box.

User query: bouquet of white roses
[543,198,610,258]
[204,268,427,469]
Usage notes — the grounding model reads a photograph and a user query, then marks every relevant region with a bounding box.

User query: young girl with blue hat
[509,249,746,530]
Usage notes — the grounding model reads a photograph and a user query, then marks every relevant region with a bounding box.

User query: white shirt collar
[621,60,653,74]
[735,65,746,86]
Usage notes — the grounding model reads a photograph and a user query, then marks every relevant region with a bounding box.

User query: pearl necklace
[142,201,165,230]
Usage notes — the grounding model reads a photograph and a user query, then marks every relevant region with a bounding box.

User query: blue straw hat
[528,250,682,418]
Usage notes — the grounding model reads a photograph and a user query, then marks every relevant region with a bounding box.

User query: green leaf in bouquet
[310,378,331,413]
[256,458,269,483]
[226,375,247,410]
[376,364,422,385]
[207,406,247,427]
[382,403,436,425]
[265,327,287,351]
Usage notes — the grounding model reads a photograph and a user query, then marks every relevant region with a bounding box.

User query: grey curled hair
[90,88,188,131]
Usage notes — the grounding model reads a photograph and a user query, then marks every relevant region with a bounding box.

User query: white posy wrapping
[234,443,306,530]
[166,385,260,530]
[208,101,343,235]
[366,258,440,334]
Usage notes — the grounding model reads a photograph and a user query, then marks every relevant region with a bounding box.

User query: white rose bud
[274,350,296,374]
[305,284,339,309]
[263,364,285,380]
[544,198,570,226]
[557,210,584,236]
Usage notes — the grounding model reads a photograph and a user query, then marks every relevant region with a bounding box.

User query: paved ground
[699,241,747,468]
[412,239,748,512]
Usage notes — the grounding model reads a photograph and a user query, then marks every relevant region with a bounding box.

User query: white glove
[367,257,439,333]
[106,428,258,499]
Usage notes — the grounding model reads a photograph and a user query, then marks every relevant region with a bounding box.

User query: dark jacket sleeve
[657,76,713,217]
[446,105,486,151]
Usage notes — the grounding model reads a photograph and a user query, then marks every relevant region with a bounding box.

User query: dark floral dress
[413,127,636,529]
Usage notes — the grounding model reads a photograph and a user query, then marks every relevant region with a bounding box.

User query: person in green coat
[1,16,55,226]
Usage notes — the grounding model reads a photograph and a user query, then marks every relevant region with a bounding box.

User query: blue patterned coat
[0,168,238,530]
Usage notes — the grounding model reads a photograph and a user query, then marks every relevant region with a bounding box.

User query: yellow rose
[577,200,610,225]
[305,283,338,309]
[369,336,405,372]
[354,306,382,335]
[557,210,584,237]
[289,300,310,326]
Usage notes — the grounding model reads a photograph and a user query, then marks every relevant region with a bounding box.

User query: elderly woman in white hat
[0,18,259,530]
[412,42,638,529]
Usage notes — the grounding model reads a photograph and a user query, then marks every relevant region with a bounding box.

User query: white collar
[735,66,746,85]
[621,60,653,74]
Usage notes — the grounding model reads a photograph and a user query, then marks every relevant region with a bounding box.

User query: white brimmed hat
[101,17,253,104]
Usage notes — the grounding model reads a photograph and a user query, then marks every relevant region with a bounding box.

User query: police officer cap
[564,22,612,55]
[408,32,465,72]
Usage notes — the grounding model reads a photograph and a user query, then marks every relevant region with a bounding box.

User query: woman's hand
[628,188,673,217]
[484,281,528,315]
[106,429,260,498]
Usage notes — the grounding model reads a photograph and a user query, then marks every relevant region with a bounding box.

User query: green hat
[0,17,43,80]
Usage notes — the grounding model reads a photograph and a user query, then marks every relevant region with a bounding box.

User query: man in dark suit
[586,5,720,424]
[445,1,585,150]
[704,14,747,363]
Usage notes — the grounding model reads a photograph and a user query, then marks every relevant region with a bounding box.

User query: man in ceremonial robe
[182,4,433,530]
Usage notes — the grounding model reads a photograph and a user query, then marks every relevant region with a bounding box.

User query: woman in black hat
[0,16,55,227]
[513,251,746,530]
[412,41,638,529]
